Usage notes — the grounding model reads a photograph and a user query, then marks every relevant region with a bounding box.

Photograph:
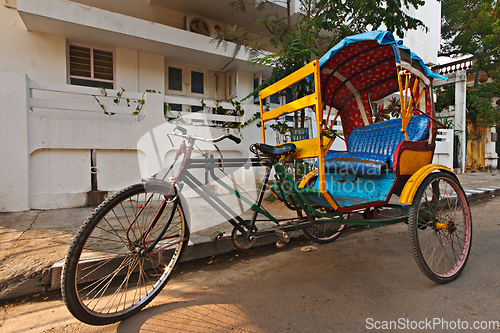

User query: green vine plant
[206,98,261,137]
[165,98,261,138]
[436,115,454,130]
[93,87,160,116]
[94,87,262,140]
[269,120,291,143]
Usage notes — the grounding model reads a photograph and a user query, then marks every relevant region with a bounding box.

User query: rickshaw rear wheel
[303,221,346,244]
[408,172,472,284]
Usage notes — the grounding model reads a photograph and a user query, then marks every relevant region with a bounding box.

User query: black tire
[303,221,345,244]
[62,183,189,325]
[408,172,472,284]
[299,173,346,244]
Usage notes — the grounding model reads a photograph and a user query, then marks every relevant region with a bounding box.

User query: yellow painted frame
[398,163,456,205]
[397,69,426,141]
[398,149,434,175]
[259,60,337,209]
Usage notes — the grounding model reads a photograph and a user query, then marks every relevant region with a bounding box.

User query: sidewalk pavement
[1,171,499,302]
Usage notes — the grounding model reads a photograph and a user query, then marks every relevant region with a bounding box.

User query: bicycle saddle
[254,143,297,156]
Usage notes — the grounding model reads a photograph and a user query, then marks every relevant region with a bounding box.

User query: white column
[454,70,467,174]
[0,72,31,211]
[485,127,499,170]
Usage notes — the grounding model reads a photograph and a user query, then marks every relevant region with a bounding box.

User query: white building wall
[138,52,165,93]
[0,5,66,83]
[115,47,139,91]
[402,0,442,65]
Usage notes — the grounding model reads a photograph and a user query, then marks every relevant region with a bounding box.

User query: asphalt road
[2,197,500,333]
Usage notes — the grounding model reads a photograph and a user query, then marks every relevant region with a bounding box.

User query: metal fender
[141,178,191,231]
[398,164,457,205]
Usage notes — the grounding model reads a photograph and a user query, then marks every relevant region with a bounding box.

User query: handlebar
[170,125,241,144]
[169,125,240,172]
[217,134,241,144]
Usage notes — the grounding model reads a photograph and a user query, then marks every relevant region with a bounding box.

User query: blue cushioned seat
[323,151,390,176]
[320,115,430,176]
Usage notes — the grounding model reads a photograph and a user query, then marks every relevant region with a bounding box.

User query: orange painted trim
[322,190,339,210]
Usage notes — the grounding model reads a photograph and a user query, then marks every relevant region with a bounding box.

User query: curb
[45,230,301,293]
[3,186,500,301]
[463,186,500,202]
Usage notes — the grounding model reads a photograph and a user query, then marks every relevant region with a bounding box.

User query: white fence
[0,71,255,212]
[164,95,242,126]
[432,128,454,169]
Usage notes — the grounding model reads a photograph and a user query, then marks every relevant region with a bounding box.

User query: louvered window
[68,44,114,89]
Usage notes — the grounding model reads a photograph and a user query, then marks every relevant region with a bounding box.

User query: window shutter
[69,45,91,78]
[93,49,113,81]
[68,44,114,89]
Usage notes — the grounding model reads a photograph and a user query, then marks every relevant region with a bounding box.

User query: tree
[466,82,500,124]
[214,0,427,128]
[435,83,500,125]
[440,0,500,125]
[441,0,500,83]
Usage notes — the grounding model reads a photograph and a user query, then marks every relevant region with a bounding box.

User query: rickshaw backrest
[348,115,430,166]
[321,115,430,176]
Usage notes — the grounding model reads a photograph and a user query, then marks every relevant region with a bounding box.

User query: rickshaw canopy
[316,30,447,140]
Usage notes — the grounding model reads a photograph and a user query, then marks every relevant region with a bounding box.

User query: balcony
[17,0,269,72]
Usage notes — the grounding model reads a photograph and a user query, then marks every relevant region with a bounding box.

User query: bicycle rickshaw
[62,31,472,325]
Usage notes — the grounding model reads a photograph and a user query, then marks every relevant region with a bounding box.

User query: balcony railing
[28,80,243,126]
[29,81,146,121]
[432,56,475,75]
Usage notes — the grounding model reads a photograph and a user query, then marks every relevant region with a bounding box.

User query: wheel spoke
[81,254,136,302]
[62,184,188,324]
[97,255,140,313]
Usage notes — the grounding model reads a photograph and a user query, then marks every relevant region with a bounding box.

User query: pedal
[210,231,225,242]
[275,230,289,248]
[275,230,290,241]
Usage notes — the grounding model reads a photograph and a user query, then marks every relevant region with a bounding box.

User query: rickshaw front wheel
[408,172,472,284]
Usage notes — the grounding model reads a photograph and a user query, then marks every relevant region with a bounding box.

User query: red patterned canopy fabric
[317,31,446,144]
[320,40,401,141]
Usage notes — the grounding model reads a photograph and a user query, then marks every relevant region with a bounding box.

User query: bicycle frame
[147,133,349,244]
